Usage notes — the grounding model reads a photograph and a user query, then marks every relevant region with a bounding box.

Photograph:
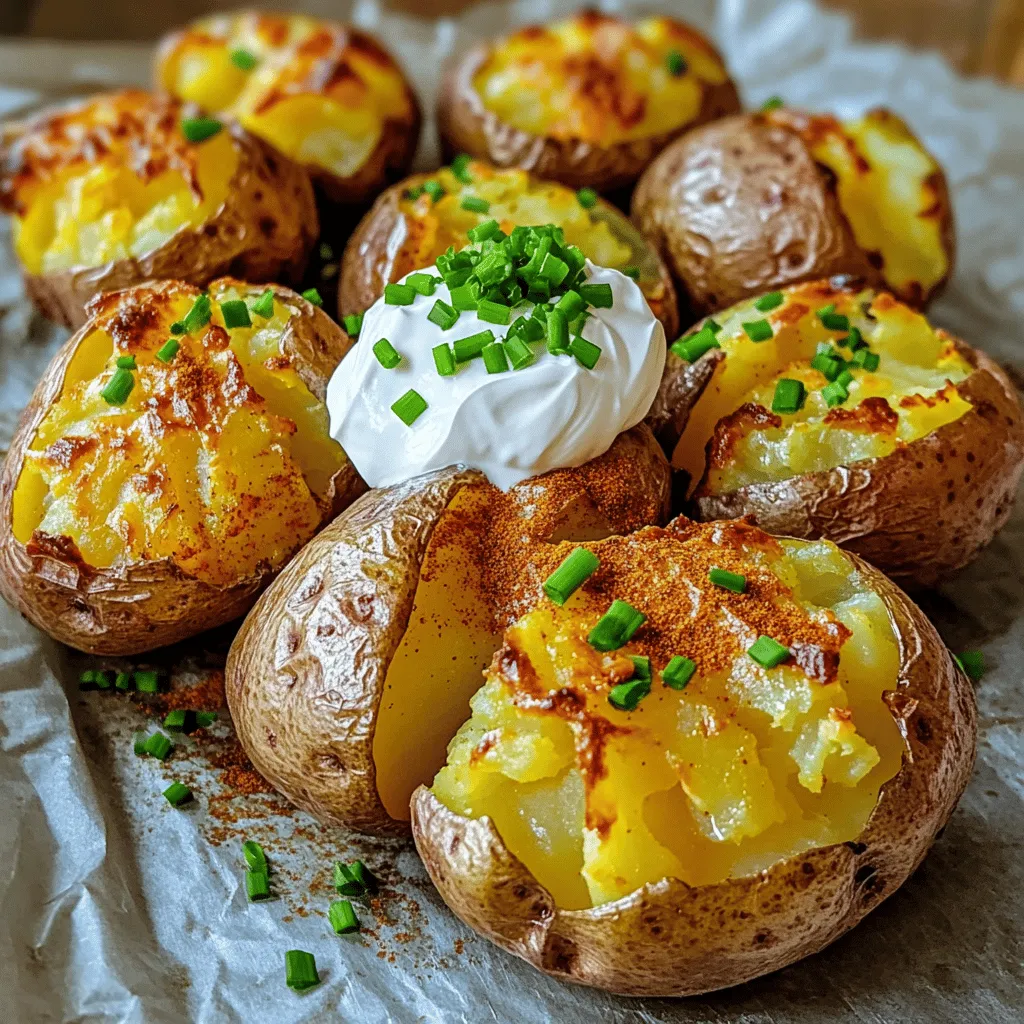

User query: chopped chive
[404,184,424,201]
[134,669,160,693]
[709,567,746,593]
[837,326,863,348]
[576,187,598,209]
[818,308,850,331]
[220,299,251,329]
[143,732,173,760]
[608,677,651,711]
[761,95,784,111]
[623,267,640,280]
[163,709,192,732]
[836,368,854,389]
[423,179,445,202]
[342,312,363,336]
[428,299,460,331]
[94,671,113,690]
[329,899,361,935]
[772,378,806,414]
[754,291,784,312]
[101,368,135,406]
[115,671,133,691]
[546,308,569,353]
[116,354,136,369]
[811,351,842,381]
[432,343,456,377]
[538,252,569,285]
[662,655,696,690]
[195,711,218,728]
[748,635,791,668]
[477,299,511,325]
[579,283,613,308]
[163,781,193,807]
[251,288,275,319]
[666,49,687,76]
[957,650,985,681]
[181,294,212,333]
[230,48,258,71]
[333,861,365,897]
[460,195,489,214]
[78,670,98,690]
[705,317,723,334]
[569,334,602,369]
[384,283,416,305]
[349,860,376,893]
[503,334,534,370]
[481,341,509,374]
[555,290,584,320]
[391,389,427,426]
[450,281,481,311]
[181,117,222,143]
[588,599,646,652]
[670,326,719,362]
[133,731,148,755]
[155,338,179,363]
[742,319,774,342]
[450,153,473,183]
[407,273,439,296]
[372,338,401,369]
[852,348,880,372]
[169,321,186,335]
[243,840,268,874]
[247,870,271,902]
[301,288,322,307]
[543,547,600,605]
[630,655,652,682]
[822,381,849,407]
[453,330,494,362]
[468,219,501,244]
[285,950,320,991]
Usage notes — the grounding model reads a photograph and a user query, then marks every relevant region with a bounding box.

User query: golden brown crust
[410,551,977,996]
[0,279,363,655]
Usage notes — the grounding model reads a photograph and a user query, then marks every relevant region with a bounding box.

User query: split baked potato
[0,278,363,655]
[0,89,318,329]
[225,427,671,835]
[411,516,977,996]
[437,11,741,194]
[664,279,1024,585]
[338,158,679,339]
[155,11,421,206]
[632,108,954,316]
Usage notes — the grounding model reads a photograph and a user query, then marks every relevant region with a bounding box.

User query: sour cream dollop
[327,261,665,491]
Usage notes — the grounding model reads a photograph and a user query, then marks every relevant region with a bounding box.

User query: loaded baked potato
[155,11,421,206]
[0,89,318,329]
[0,278,363,655]
[632,108,954,316]
[437,11,740,194]
[225,427,671,835]
[411,516,977,996]
[664,279,1024,585]
[338,158,679,339]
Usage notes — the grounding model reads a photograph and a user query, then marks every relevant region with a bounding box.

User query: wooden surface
[9,0,1024,85]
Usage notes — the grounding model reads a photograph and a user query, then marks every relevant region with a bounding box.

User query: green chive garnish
[230,48,258,71]
[428,299,460,331]
[392,389,427,426]
[163,782,193,807]
[477,299,511,325]
[836,368,854,389]
[705,317,722,334]
[576,187,598,209]
[384,283,416,305]
[423,179,445,202]
[143,732,173,760]
[244,840,268,874]
[579,283,612,308]
[754,291,784,312]
[450,153,473,183]
[372,338,401,368]
[433,343,456,377]
[100,368,135,406]
[811,349,842,381]
[555,290,583,320]
[181,294,212,333]
[608,677,651,712]
[461,195,490,214]
[220,299,251,329]
[588,599,646,652]
[772,378,806,414]
[329,899,360,935]
[196,711,217,728]
[247,870,271,901]
[748,635,791,668]
[116,354,136,369]
[538,252,569,285]
[662,656,696,690]
[818,307,850,331]
[285,950,320,991]
[543,547,599,605]
[301,287,322,307]
[450,281,481,311]
[761,95,784,111]
[837,326,863,348]
[156,338,179,363]
[319,241,334,261]
[569,334,601,369]
[630,655,652,682]
[957,650,985,681]
[181,117,222,143]
[163,709,191,732]
[503,334,534,370]
[133,731,148,755]
[404,184,424,201]
[115,671,133,691]
[342,312,363,336]
[852,348,880,372]
[333,861,365,897]
[251,288,275,319]
[623,267,640,280]
[467,219,501,244]
[79,670,98,690]
[133,669,160,693]
[546,308,569,353]
[94,671,113,690]
[453,330,494,362]
[169,321,186,335]
[742,319,774,342]
[822,381,849,407]
[708,567,746,593]
[666,49,687,76]
[670,326,719,363]
[481,341,508,374]
[407,273,439,296]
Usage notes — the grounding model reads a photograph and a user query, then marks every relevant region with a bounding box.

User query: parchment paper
[1,2,1022,1021]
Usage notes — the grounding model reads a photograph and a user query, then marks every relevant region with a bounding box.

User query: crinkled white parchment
[1,1,1022,1021]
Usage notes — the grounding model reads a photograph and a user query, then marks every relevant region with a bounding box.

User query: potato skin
[225,426,671,835]
[436,41,740,195]
[0,280,362,655]
[691,339,1024,587]
[410,552,977,997]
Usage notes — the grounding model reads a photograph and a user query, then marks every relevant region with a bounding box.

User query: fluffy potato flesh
[11,281,344,586]
[3,90,237,274]
[157,13,414,180]
[474,12,730,146]
[431,520,904,909]
[675,282,973,496]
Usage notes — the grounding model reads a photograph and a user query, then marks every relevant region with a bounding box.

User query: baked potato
[225,426,671,836]
[155,11,421,207]
[664,279,1024,586]
[0,89,318,329]
[0,278,363,655]
[411,516,977,996]
[632,108,954,316]
[338,158,679,339]
[437,11,740,194]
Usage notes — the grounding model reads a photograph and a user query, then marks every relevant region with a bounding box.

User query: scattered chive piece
[761,95,784,111]
[404,184,424,201]
[543,547,600,605]
[477,299,511,326]
[709,567,746,593]
[342,312,364,336]
[170,321,186,335]
[538,252,569,285]
[79,670,98,690]
[349,860,376,893]
[329,900,360,935]
[671,326,719,362]
[453,330,494,362]
[772,378,806,414]
[333,861,365,897]
[182,294,212,333]
[630,655,652,682]
[811,351,842,381]
[623,267,641,280]
[450,281,481,311]
[285,950,320,991]
[579,283,613,308]
[372,338,402,369]
[432,343,457,377]
[301,287,322,307]
[163,709,190,732]
[754,291,784,312]
[555,289,584,319]
[569,334,602,369]
[450,153,473,183]
[116,354,136,369]
[482,341,509,374]
[196,711,218,728]
[220,299,251,329]
[134,669,160,693]
[748,635,791,668]
[822,380,849,407]
[428,299,460,331]
[319,241,334,261]
[852,348,880,372]
[742,319,774,342]
[468,219,501,244]
[163,782,193,807]
[143,732,173,760]
[247,870,271,902]
[576,187,598,209]
[391,389,427,426]
[546,308,569,353]
[244,840,268,874]
[423,179,445,202]
[817,305,850,331]
[837,326,862,348]
[666,49,687,76]
[251,288,275,319]
[181,116,222,143]
[588,599,646,652]
[407,272,439,296]
[156,338,179,363]
[133,731,149,756]
[957,650,985,681]
[503,334,534,370]
[230,48,258,71]
[662,656,697,690]
[115,671,133,692]
[608,677,651,712]
[460,195,490,214]
[94,671,113,690]
[836,368,854,389]
[705,317,723,334]
[101,368,135,406]
[384,283,416,305]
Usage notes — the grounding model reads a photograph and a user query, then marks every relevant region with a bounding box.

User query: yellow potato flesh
[674,289,973,495]
[11,285,344,587]
[431,538,904,909]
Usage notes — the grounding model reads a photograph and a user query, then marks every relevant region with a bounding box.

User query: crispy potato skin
[691,339,1024,587]
[225,426,671,835]
[2,92,318,329]
[410,552,977,996]
[0,280,362,655]
[436,37,740,194]
[632,113,885,317]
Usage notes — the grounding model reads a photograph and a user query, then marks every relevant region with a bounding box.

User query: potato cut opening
[429,521,905,909]
[674,283,973,496]
[11,281,345,586]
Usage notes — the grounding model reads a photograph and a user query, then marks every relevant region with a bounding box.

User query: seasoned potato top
[432,519,903,907]
[473,12,731,145]
[11,280,345,587]
[672,281,973,495]
[156,12,415,180]
[1,90,238,274]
